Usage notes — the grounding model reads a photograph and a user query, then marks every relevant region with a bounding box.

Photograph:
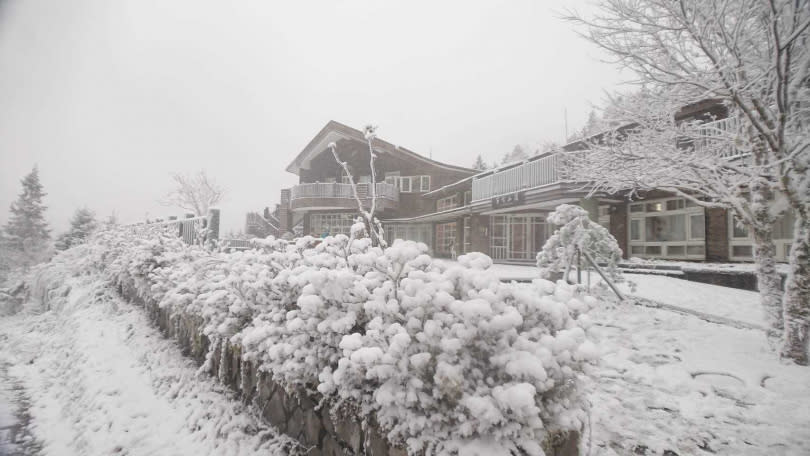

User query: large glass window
[490,215,548,261]
[385,223,433,249]
[729,212,793,261]
[310,213,356,237]
[645,214,686,242]
[628,197,705,259]
[690,214,705,240]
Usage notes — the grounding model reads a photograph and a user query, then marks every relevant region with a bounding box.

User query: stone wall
[120,284,579,456]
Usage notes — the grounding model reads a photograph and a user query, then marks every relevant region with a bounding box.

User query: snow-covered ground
[472,261,765,328]
[0,278,293,456]
[620,273,763,327]
[585,301,810,455]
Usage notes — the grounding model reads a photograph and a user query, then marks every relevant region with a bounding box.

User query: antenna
[564,108,569,141]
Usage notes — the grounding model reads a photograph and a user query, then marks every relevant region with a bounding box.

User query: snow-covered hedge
[59,227,599,455]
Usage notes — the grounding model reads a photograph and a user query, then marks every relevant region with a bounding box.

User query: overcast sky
[0,0,627,234]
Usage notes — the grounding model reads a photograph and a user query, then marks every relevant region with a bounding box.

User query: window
[384,171,400,186]
[630,219,641,241]
[395,175,431,193]
[598,205,611,229]
[687,245,705,255]
[729,212,792,262]
[732,219,749,238]
[385,223,433,249]
[437,195,459,212]
[732,245,753,257]
[399,177,412,192]
[646,202,664,212]
[645,214,686,242]
[310,213,355,237]
[464,190,472,205]
[628,197,705,259]
[690,214,705,240]
[420,176,431,192]
[463,217,472,254]
[436,222,457,254]
[489,215,548,261]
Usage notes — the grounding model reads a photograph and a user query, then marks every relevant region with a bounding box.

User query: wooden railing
[290,182,399,201]
[472,154,561,201]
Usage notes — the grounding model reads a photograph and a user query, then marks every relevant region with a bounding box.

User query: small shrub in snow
[538,204,625,285]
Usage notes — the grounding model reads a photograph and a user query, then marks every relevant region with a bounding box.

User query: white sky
[0,0,626,234]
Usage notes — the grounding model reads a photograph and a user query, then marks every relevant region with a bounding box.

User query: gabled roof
[286,120,476,175]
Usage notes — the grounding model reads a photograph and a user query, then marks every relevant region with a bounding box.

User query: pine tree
[2,167,50,270]
[501,144,529,165]
[471,154,488,171]
[55,208,97,251]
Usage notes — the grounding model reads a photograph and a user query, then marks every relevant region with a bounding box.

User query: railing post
[207,208,220,242]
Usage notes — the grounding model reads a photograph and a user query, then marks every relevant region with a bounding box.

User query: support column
[578,197,599,222]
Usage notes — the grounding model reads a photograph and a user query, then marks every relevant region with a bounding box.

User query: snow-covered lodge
[251,111,794,264]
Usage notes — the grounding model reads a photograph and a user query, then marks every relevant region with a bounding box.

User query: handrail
[290,182,399,201]
[471,153,561,201]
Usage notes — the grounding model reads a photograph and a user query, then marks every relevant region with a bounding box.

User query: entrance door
[510,219,528,260]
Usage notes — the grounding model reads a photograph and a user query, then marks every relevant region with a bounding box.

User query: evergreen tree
[471,154,488,171]
[55,208,97,251]
[501,144,529,165]
[2,167,50,270]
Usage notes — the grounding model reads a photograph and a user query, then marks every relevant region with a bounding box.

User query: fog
[0,0,625,234]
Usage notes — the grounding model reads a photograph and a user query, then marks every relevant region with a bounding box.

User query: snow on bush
[537,204,625,284]
[39,226,600,455]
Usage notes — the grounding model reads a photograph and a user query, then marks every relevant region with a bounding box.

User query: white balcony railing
[472,153,561,201]
[290,182,399,201]
[695,117,747,159]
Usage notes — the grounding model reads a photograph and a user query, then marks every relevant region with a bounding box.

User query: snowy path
[0,278,292,456]
[586,302,810,455]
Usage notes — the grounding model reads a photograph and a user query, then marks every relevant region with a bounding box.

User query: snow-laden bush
[537,204,625,284]
[48,227,600,455]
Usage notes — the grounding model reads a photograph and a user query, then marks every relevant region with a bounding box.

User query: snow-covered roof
[285,120,476,175]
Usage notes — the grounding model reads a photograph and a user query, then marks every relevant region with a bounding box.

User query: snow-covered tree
[1,167,50,271]
[567,0,810,364]
[329,124,387,248]
[161,170,224,216]
[471,154,488,170]
[537,204,625,285]
[501,144,530,165]
[55,208,98,251]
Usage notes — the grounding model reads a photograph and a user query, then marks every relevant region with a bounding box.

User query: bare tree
[161,171,225,216]
[329,125,387,248]
[567,0,810,363]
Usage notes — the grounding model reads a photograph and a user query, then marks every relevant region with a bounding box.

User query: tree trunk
[780,215,810,365]
[752,226,785,348]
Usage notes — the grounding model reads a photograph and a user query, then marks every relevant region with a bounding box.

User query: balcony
[289,182,399,211]
[695,117,747,159]
[472,153,562,201]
